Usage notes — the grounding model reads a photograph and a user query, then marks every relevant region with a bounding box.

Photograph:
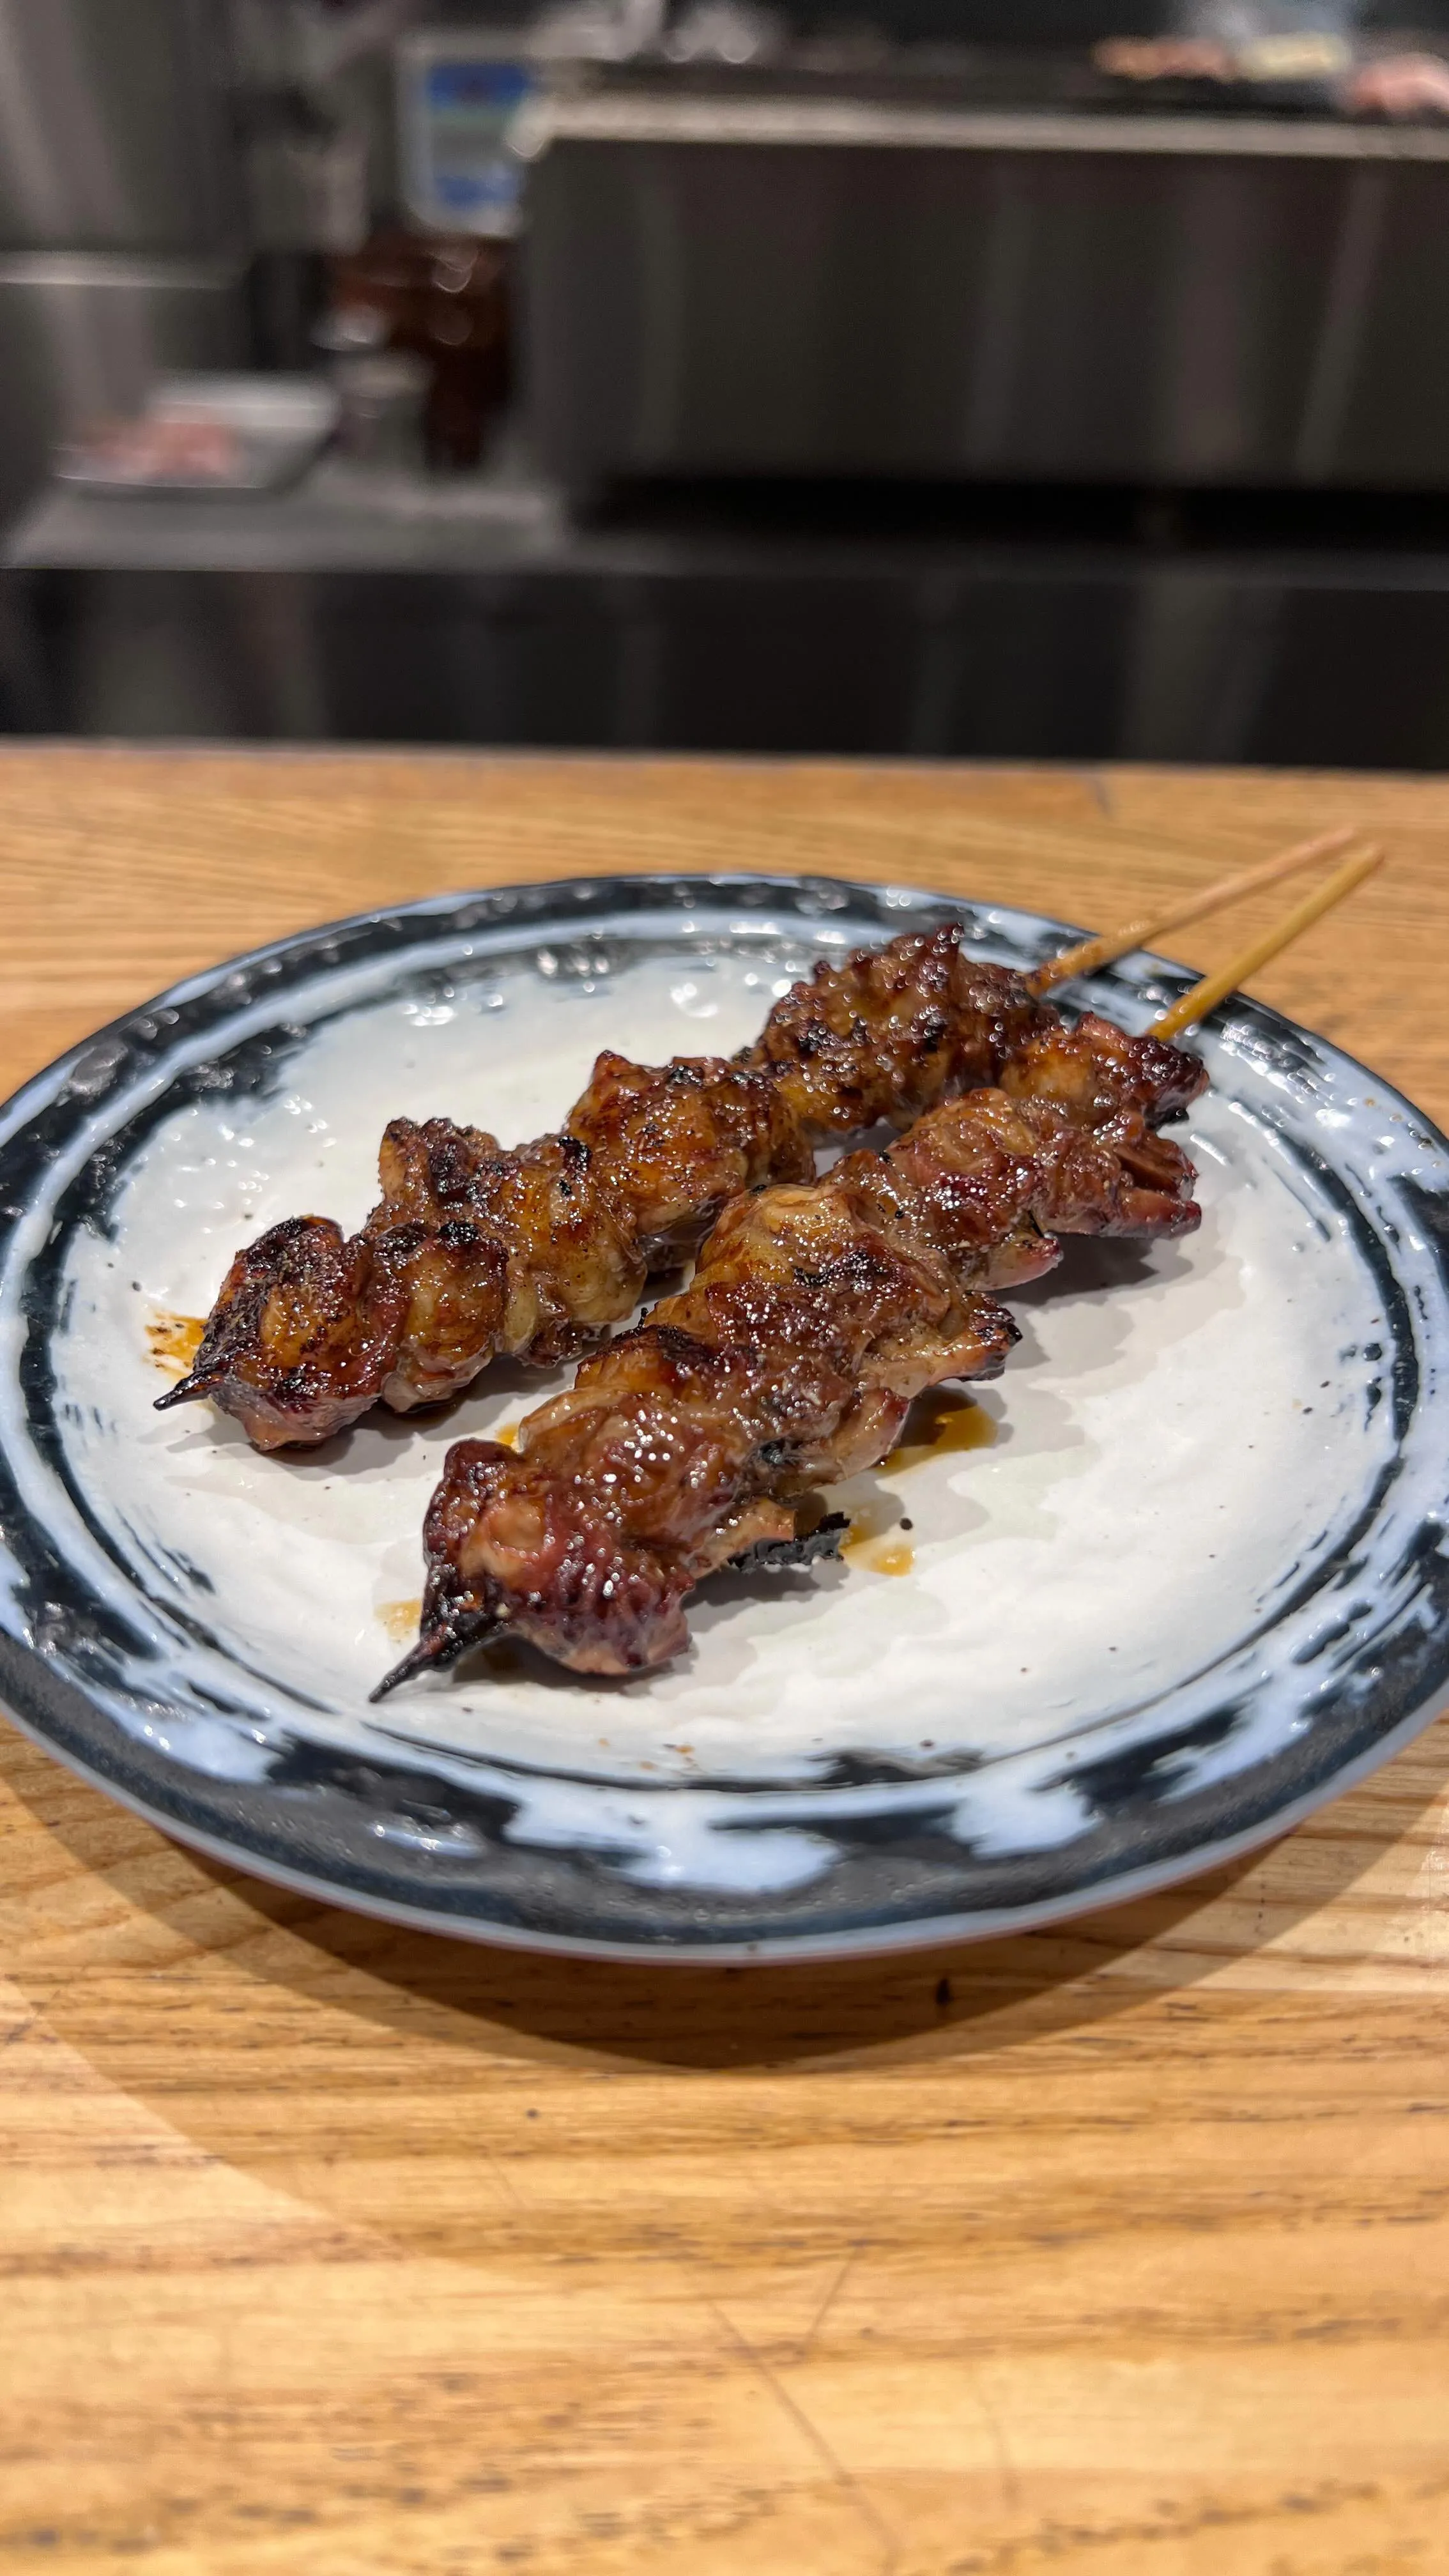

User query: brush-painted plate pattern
[1,872,1446,1959]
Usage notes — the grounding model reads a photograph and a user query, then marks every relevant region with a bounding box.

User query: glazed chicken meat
[158,925,1202,1452]
[378,1013,1205,1688]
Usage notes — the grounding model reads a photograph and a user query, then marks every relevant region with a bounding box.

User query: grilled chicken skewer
[377,1013,1204,1689]
[153,829,1362,1454]
[157,925,1154,1452]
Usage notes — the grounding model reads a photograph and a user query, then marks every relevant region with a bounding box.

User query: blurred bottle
[329,349,430,471]
[317,230,511,470]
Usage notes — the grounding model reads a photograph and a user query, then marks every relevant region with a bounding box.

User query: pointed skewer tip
[369,1616,504,1703]
[369,1639,439,1702]
[152,1374,222,1413]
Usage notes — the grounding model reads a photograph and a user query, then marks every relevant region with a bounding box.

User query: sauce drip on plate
[146,1312,205,1379]
[888,1391,997,1474]
[378,1597,423,1642]
[840,1393,995,1574]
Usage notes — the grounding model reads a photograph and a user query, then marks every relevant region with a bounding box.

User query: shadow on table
[8,1710,1445,2074]
[174,1837,1366,2071]
[200,1852,1276,2067]
[15,1721,1445,2072]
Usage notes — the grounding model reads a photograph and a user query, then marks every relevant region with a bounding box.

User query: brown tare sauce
[887,1390,997,1474]
[146,1312,205,1379]
[843,1393,995,1573]
[867,1539,915,1577]
[378,1598,424,1642]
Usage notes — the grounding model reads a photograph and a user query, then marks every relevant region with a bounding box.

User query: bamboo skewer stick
[1029,824,1356,995]
[1147,846,1383,1041]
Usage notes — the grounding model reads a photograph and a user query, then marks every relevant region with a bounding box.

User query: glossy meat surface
[158,928,1204,1452]
[383,1031,1203,1687]
[755,933,1050,1133]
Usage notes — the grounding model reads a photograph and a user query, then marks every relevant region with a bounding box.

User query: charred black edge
[153,1373,223,1411]
[371,1609,507,1703]
[728,1510,850,1574]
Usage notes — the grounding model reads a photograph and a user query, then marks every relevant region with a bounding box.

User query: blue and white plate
[1,872,1446,1959]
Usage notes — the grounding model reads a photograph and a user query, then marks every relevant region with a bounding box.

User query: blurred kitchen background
[8,0,1449,762]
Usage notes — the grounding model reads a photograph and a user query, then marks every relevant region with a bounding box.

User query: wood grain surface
[2,746,1446,2576]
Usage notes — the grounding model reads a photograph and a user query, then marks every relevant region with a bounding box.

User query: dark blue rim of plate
[1,868,1446,1963]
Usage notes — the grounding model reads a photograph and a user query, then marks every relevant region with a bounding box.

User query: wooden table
[3,747,1446,2576]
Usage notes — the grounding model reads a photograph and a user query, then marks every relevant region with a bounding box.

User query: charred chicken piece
[169,1214,511,1451]
[157,1061,815,1451]
[158,926,1204,1452]
[752,932,1052,1134]
[378,1064,1202,1689]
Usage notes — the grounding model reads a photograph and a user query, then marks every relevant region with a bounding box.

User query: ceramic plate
[2,872,1446,1959]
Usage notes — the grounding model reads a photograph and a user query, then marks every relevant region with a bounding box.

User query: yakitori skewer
[1029,824,1355,995]
[1148,845,1383,1041]
[158,832,1356,1454]
[379,842,1382,1693]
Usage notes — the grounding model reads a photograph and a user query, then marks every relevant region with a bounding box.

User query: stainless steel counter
[10,456,1449,769]
[0,0,242,524]
[526,96,1449,496]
